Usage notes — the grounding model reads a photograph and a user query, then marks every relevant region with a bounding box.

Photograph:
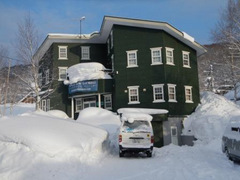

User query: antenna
[80,16,85,38]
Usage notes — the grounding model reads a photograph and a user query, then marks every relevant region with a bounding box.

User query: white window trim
[150,47,163,65]
[104,94,112,110]
[168,84,177,103]
[126,50,138,68]
[45,69,49,84]
[58,67,68,81]
[152,84,165,103]
[182,51,191,68]
[166,47,175,66]
[111,54,114,72]
[58,46,68,60]
[81,46,90,60]
[127,86,140,104]
[185,85,193,103]
[75,98,83,112]
[107,38,110,54]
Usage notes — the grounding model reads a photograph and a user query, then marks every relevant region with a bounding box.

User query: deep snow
[1,92,240,180]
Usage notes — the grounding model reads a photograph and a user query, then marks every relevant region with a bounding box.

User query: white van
[222,120,240,162]
[118,113,154,157]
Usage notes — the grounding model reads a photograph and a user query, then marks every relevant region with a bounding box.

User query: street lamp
[80,16,85,38]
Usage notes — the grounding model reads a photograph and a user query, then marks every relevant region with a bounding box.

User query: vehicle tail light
[119,135,122,143]
[151,136,154,144]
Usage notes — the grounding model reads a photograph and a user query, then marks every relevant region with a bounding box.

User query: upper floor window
[111,54,114,72]
[104,94,112,110]
[150,47,162,65]
[185,86,193,103]
[168,84,177,102]
[81,46,90,60]
[166,47,174,65]
[107,38,110,54]
[58,46,68,60]
[128,86,140,104]
[58,67,68,81]
[152,84,165,103]
[127,50,138,68]
[183,51,190,68]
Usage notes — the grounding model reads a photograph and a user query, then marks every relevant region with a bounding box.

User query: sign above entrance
[69,80,98,94]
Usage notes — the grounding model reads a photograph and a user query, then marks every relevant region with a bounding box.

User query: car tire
[225,148,233,161]
[146,151,152,158]
[119,151,124,157]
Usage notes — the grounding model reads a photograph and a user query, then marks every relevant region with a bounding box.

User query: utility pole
[80,16,85,38]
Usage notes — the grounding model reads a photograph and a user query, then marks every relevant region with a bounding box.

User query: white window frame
[166,47,174,65]
[42,99,46,111]
[127,86,140,104]
[111,54,114,72]
[45,69,49,84]
[75,98,83,112]
[182,51,190,68]
[152,84,165,103]
[110,30,113,49]
[185,86,193,103]
[47,99,50,111]
[58,67,68,81]
[126,50,138,68]
[107,38,110,54]
[58,46,68,60]
[168,84,177,102]
[81,46,90,60]
[104,94,112,110]
[150,47,162,65]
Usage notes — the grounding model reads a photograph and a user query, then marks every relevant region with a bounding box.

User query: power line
[0,55,23,62]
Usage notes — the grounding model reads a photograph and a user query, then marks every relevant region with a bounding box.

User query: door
[171,126,178,145]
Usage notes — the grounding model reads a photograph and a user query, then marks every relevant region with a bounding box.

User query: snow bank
[0,103,35,116]
[118,108,168,115]
[0,111,108,158]
[47,110,69,119]
[64,63,112,85]
[183,92,240,142]
[77,107,120,153]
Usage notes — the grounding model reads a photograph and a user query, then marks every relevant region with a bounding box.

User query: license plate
[133,139,140,143]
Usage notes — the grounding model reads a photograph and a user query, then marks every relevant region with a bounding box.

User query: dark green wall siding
[112,25,200,115]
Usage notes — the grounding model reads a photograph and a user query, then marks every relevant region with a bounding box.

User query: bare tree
[211,0,240,101]
[15,14,54,110]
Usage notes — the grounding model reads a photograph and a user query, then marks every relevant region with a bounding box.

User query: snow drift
[183,92,240,142]
[64,62,112,85]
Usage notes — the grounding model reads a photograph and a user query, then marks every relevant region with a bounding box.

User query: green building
[36,16,206,147]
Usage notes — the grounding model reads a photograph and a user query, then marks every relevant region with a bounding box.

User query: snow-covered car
[118,113,154,157]
[222,120,240,162]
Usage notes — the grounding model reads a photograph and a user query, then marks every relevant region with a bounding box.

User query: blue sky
[0,0,227,55]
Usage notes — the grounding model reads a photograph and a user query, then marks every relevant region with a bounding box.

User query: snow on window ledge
[128,102,140,105]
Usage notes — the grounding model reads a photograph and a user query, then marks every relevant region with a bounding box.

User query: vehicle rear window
[122,121,151,132]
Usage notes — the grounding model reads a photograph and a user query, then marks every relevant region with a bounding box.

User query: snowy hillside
[0,93,240,180]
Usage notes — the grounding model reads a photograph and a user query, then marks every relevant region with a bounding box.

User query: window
[45,69,49,84]
[42,99,46,111]
[185,86,193,103]
[75,98,83,112]
[104,94,112,110]
[58,46,68,60]
[38,73,42,87]
[152,84,165,102]
[183,51,190,68]
[81,46,90,60]
[168,84,177,102]
[107,38,110,54]
[127,50,138,68]
[166,47,174,65]
[111,55,114,72]
[47,99,50,111]
[110,30,113,49]
[58,67,68,81]
[128,86,140,104]
[150,47,162,65]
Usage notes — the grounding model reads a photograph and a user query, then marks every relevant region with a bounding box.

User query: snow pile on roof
[77,107,120,154]
[117,108,168,115]
[64,62,112,85]
[121,113,153,122]
[0,111,108,158]
[183,32,195,42]
[183,91,240,142]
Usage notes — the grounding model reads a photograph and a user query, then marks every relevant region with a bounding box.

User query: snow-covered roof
[118,108,168,115]
[64,62,112,85]
[121,113,153,122]
[35,16,206,59]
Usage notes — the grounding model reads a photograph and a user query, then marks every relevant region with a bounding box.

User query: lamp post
[80,16,85,38]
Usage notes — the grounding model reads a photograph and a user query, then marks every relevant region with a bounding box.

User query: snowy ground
[1,93,240,180]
